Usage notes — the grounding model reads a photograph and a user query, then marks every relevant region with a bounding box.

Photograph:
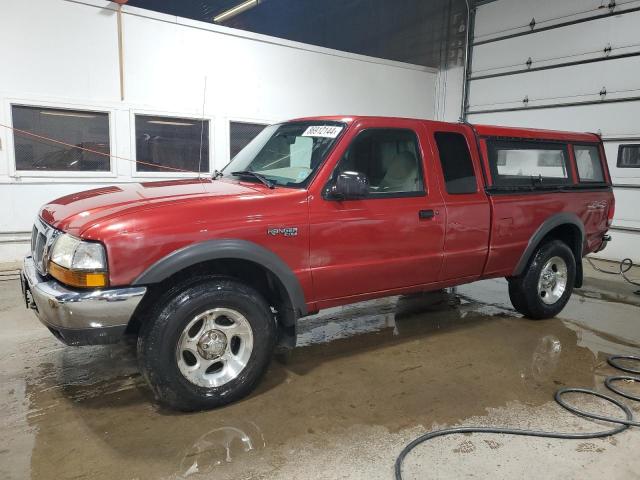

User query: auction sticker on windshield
[302,125,343,138]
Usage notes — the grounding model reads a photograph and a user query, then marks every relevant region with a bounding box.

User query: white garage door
[466,0,640,262]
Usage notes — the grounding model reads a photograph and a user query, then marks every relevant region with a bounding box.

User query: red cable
[0,123,201,174]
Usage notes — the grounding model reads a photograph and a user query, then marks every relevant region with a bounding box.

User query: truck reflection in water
[527,335,563,383]
[178,421,265,477]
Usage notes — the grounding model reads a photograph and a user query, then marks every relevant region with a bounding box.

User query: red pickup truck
[21,116,614,410]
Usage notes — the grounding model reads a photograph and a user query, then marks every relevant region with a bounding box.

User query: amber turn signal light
[48,261,108,288]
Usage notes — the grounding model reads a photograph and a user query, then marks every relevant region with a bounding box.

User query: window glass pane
[617,145,640,168]
[487,140,571,187]
[230,122,267,159]
[335,129,424,196]
[574,145,604,182]
[135,115,209,173]
[12,105,110,172]
[434,132,477,194]
[223,121,343,187]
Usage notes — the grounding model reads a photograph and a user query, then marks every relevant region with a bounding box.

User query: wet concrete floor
[1,276,639,479]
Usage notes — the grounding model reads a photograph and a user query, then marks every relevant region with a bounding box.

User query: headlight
[48,233,108,288]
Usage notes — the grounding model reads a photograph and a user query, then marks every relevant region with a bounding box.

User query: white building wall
[434,65,466,122]
[0,0,438,262]
[467,0,640,263]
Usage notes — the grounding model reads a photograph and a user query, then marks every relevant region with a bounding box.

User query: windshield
[222,121,346,187]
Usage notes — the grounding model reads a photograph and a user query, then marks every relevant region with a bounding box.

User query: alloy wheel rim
[176,307,254,388]
[537,256,568,305]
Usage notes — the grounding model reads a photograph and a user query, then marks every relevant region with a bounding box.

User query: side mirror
[326,171,369,200]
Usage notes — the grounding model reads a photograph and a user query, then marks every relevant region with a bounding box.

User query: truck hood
[40,178,265,235]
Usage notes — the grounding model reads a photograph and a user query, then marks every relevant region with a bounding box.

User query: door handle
[418,209,436,219]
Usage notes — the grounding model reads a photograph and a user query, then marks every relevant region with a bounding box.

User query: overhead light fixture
[40,110,96,119]
[147,120,195,126]
[214,0,260,23]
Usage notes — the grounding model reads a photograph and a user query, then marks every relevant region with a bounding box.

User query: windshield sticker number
[302,126,343,138]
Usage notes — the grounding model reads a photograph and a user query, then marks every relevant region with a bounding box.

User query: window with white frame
[229,121,268,160]
[12,105,110,172]
[135,115,209,173]
[617,144,640,168]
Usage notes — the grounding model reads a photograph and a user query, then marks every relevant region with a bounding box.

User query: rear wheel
[137,277,276,411]
[508,240,576,319]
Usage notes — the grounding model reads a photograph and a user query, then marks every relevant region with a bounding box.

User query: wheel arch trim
[132,239,307,317]
[512,213,585,282]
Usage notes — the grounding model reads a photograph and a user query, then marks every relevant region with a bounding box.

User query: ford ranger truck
[21,117,614,410]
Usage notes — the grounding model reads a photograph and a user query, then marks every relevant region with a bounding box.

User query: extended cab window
[574,145,605,182]
[434,132,477,194]
[333,129,424,197]
[487,139,571,187]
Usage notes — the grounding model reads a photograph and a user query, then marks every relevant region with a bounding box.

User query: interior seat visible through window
[333,128,425,196]
[378,151,419,192]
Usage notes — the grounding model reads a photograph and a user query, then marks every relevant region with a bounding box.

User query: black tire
[137,276,276,411]
[508,240,576,320]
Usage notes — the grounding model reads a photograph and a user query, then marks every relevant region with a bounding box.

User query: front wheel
[508,240,576,320]
[137,277,276,411]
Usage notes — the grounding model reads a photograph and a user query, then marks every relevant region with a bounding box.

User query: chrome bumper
[21,256,146,345]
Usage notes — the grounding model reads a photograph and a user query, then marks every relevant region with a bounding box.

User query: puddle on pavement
[2,283,638,480]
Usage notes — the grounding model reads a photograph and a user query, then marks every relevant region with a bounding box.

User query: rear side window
[434,132,477,194]
[487,140,571,187]
[617,144,640,168]
[574,145,605,182]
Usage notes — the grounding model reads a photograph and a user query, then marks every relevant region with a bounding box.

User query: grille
[31,218,57,276]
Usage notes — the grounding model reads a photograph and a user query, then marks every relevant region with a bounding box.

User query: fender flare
[132,239,307,317]
[512,212,585,286]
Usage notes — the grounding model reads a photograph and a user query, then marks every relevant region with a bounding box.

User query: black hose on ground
[586,257,640,294]
[395,355,640,480]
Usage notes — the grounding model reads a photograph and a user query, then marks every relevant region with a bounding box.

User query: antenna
[198,75,208,176]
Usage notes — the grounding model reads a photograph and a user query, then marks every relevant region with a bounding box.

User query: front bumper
[21,256,146,345]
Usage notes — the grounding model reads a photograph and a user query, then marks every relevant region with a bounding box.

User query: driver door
[308,120,445,304]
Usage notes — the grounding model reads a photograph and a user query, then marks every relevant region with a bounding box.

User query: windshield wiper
[212,169,223,179]
[231,171,275,189]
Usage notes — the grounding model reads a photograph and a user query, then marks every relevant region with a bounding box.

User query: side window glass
[335,129,424,196]
[487,140,571,187]
[434,132,477,194]
[617,144,640,168]
[574,145,604,182]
